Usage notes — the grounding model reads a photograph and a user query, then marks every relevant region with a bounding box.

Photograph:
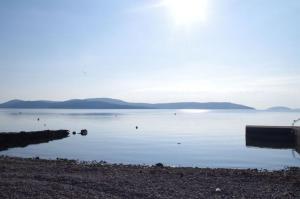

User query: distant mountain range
[0,98,255,109]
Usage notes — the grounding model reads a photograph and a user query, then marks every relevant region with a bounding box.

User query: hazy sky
[0,0,299,108]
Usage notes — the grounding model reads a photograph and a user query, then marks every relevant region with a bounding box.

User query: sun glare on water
[162,0,208,27]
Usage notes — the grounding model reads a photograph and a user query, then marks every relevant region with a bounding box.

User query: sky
[0,0,299,109]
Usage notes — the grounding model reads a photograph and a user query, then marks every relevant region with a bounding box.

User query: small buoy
[174,113,176,115]
[37,118,40,121]
[136,126,138,129]
[72,131,76,135]
[177,142,181,145]
[215,188,221,192]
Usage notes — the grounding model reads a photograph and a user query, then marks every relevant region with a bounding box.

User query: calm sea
[0,109,299,170]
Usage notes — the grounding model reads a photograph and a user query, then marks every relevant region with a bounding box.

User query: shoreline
[1,156,299,198]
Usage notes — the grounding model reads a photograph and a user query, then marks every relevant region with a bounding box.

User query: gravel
[0,156,299,199]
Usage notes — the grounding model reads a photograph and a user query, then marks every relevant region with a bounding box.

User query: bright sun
[162,0,208,26]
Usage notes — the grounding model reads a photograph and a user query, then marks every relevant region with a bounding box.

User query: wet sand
[0,156,299,199]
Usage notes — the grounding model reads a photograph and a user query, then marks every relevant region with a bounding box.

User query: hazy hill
[0,98,255,110]
[266,106,292,111]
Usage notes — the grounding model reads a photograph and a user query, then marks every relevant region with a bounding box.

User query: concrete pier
[295,127,300,153]
[246,125,300,149]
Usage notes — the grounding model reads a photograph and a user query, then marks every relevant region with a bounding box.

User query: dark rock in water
[0,130,69,151]
[37,118,40,121]
[56,158,68,161]
[80,129,88,136]
[155,163,164,167]
[72,131,76,135]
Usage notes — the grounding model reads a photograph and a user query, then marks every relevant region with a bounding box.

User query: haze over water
[0,108,299,170]
[1,1,299,170]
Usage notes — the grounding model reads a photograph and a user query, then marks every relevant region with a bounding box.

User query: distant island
[0,98,255,109]
[266,106,292,111]
[266,106,300,112]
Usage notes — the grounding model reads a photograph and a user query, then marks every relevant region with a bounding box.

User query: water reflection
[1,109,300,169]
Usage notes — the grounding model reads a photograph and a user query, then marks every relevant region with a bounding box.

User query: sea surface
[0,109,299,170]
